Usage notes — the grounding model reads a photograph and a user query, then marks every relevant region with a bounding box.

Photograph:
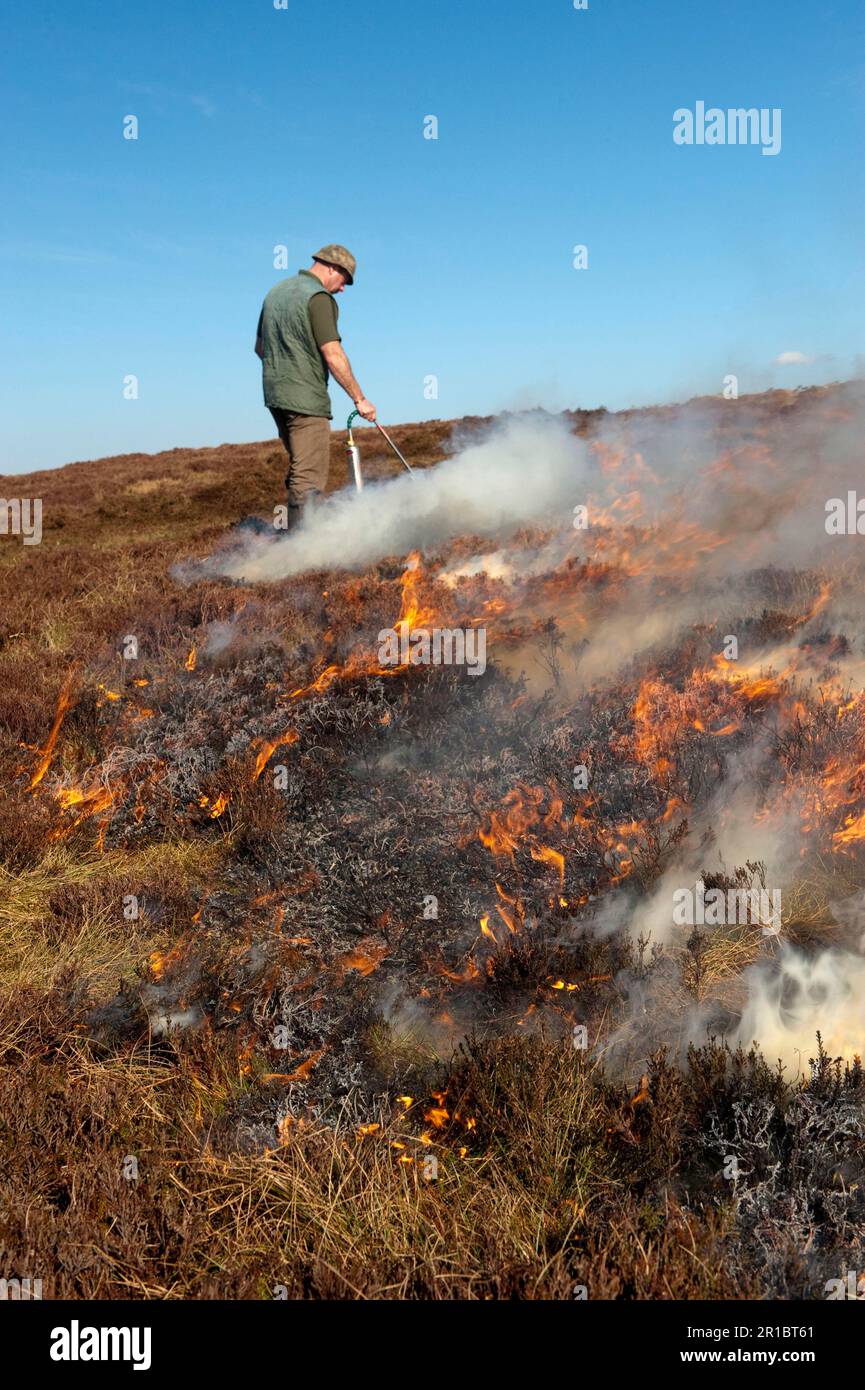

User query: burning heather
[1,384,865,1299]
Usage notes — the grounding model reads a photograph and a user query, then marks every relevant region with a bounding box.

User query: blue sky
[1,0,863,473]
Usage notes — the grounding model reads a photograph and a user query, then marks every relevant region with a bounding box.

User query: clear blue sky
[1,0,863,472]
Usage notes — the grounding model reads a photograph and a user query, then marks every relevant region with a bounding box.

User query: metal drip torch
[346,410,415,492]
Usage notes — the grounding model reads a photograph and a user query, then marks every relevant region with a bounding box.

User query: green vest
[260,271,336,417]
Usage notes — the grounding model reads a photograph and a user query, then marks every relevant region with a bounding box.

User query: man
[255,244,376,528]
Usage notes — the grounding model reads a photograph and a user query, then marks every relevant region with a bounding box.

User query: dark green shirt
[307,281,341,348]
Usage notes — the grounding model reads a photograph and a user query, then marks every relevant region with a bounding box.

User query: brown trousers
[270,409,331,513]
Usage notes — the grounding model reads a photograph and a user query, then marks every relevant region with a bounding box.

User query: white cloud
[775,350,815,366]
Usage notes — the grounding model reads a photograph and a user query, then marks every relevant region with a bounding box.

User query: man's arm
[320,341,376,421]
[254,308,264,360]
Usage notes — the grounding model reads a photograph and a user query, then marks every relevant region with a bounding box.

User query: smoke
[728,894,865,1071]
[183,385,865,615]
[185,413,588,584]
[726,944,865,1073]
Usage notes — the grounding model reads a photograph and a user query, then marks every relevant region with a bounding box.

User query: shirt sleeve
[308,293,341,349]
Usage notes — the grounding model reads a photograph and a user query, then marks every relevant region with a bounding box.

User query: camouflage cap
[312,243,356,285]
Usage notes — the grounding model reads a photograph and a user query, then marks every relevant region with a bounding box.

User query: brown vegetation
[1,390,863,1299]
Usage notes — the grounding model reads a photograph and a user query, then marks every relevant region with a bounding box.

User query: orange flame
[479,916,499,944]
[251,728,299,781]
[49,782,118,840]
[397,552,437,633]
[29,667,77,789]
[530,845,565,884]
[149,943,186,981]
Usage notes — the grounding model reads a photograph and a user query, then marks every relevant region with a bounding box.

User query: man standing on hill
[255,244,376,529]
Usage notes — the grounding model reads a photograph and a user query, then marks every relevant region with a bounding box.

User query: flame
[28,667,77,789]
[795,577,834,627]
[185,647,197,672]
[263,1048,327,1084]
[424,1106,449,1128]
[479,916,499,944]
[629,1073,651,1108]
[285,554,445,701]
[149,943,186,981]
[530,845,565,884]
[397,552,437,633]
[832,810,865,847]
[251,728,299,781]
[283,1047,326,1084]
[335,941,388,977]
[478,782,564,859]
[289,663,344,699]
[49,782,118,840]
[492,881,525,935]
[250,871,318,905]
[780,722,865,847]
[238,1038,254,1074]
[437,958,482,984]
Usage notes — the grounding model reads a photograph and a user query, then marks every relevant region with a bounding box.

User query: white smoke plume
[189,414,587,584]
[727,944,865,1073]
[182,386,865,611]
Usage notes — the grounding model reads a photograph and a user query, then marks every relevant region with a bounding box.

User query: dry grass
[0,840,221,994]
[0,1021,760,1300]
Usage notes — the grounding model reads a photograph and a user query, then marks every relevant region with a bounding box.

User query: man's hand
[355,396,376,421]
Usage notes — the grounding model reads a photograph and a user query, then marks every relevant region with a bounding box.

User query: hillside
[1,384,864,1300]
